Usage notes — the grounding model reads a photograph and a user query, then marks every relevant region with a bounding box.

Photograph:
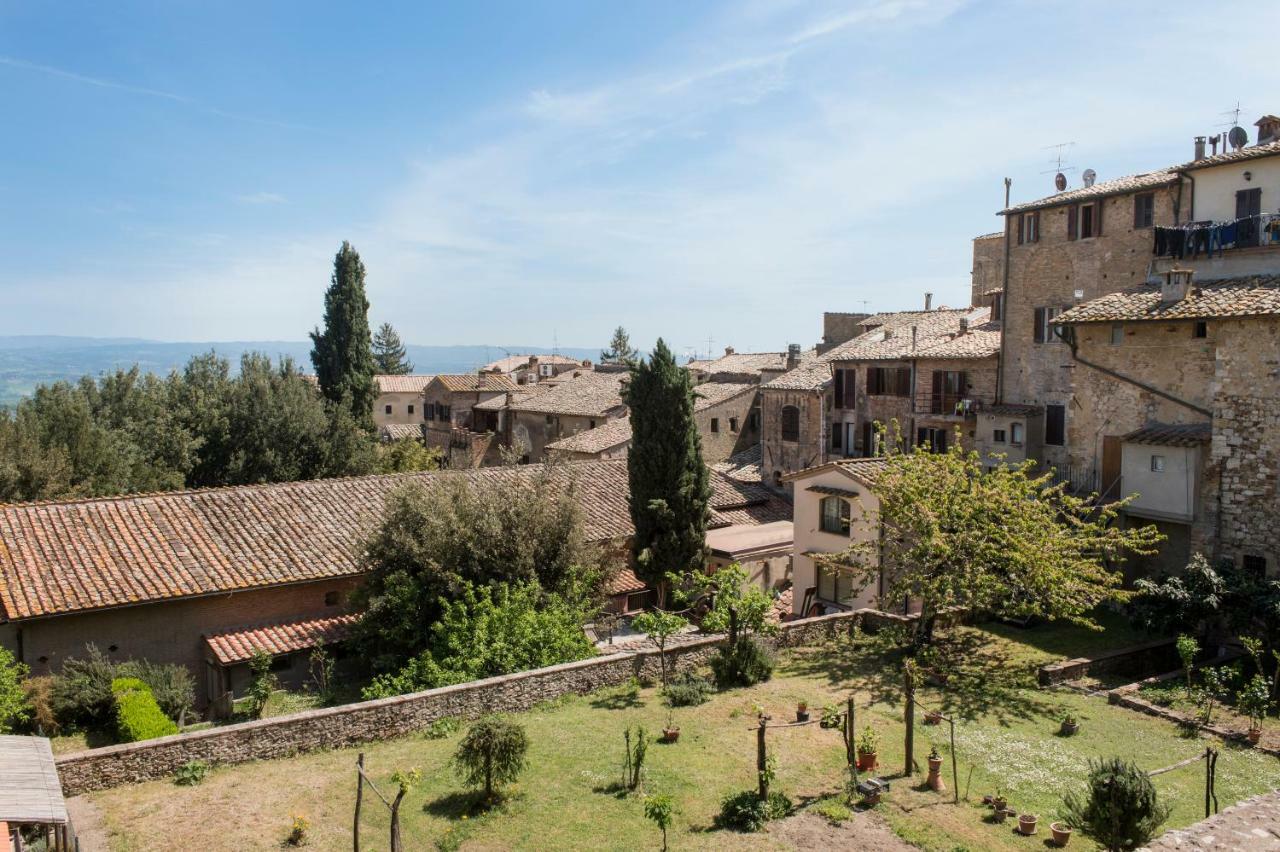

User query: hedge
[111,677,178,742]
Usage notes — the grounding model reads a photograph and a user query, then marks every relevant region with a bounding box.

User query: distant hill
[0,337,599,408]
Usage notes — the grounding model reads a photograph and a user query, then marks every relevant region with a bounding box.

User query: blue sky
[0,1,1274,358]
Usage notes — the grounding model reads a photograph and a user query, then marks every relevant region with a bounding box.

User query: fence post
[904,664,915,777]
[353,753,364,852]
[757,717,769,801]
[948,717,959,804]
[846,696,857,787]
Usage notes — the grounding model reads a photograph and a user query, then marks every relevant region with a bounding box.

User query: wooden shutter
[1033,307,1046,343]
[1236,187,1262,218]
[1016,213,1025,245]
[833,369,844,408]
[1101,436,1122,496]
[1093,200,1103,236]
[1133,195,1145,228]
[1031,211,1039,242]
[1067,204,1078,241]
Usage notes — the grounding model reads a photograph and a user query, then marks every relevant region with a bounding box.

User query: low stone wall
[57,609,865,796]
[1037,637,1178,686]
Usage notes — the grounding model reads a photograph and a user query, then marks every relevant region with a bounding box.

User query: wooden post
[948,717,959,804]
[353,752,364,852]
[904,665,915,777]
[846,696,857,787]
[756,717,768,801]
[390,786,407,852]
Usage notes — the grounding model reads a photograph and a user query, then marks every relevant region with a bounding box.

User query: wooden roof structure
[0,736,67,825]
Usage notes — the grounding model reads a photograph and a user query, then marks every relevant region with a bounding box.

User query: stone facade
[694,386,761,464]
[819,312,871,352]
[969,232,1004,308]
[760,386,827,491]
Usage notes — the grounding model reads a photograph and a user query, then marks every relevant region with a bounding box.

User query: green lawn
[83,620,1280,851]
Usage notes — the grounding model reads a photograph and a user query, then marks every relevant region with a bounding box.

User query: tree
[453,717,528,800]
[352,465,604,674]
[624,339,711,600]
[0,646,30,734]
[822,426,1163,644]
[362,582,594,697]
[644,794,675,852]
[601,326,639,365]
[310,241,377,429]
[696,563,777,638]
[372,322,414,375]
[632,609,689,689]
[375,438,441,473]
[1061,757,1170,850]
[246,650,278,719]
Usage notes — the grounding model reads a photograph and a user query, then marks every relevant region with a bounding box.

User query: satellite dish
[1228,126,1248,150]
[1054,172,1068,191]
[1082,168,1096,187]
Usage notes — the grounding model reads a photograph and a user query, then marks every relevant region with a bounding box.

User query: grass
[83,620,1280,852]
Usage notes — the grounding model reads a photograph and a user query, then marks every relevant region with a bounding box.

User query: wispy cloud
[236,192,287,205]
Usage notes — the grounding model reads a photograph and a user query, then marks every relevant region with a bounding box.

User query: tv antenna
[1041,142,1077,191]
[1219,102,1249,149]
[706,334,715,360]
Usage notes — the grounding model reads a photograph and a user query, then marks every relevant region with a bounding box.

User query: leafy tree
[310,241,377,429]
[375,438,441,473]
[1061,757,1170,850]
[372,322,414,375]
[632,609,689,689]
[362,582,594,697]
[644,793,675,851]
[696,563,777,638]
[601,326,639,365]
[246,650,278,719]
[822,426,1163,644]
[624,340,711,600]
[0,646,31,734]
[453,717,528,800]
[352,465,604,673]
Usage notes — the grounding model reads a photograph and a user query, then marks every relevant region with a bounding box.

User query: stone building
[420,373,518,467]
[502,371,629,462]
[371,374,435,429]
[479,354,589,386]
[760,349,835,492]
[686,349,790,384]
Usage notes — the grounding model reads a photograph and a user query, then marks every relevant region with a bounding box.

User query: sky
[0,1,1275,359]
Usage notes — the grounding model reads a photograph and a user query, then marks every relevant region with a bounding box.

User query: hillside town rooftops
[762,350,834,391]
[711,445,763,483]
[1175,138,1280,171]
[374,375,435,394]
[1001,171,1179,215]
[686,351,789,377]
[480,354,585,373]
[507,371,627,417]
[472,388,549,412]
[825,307,996,362]
[204,613,360,666]
[429,374,519,393]
[1053,276,1280,323]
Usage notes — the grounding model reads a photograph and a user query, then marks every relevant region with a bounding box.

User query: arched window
[820,496,851,536]
[780,405,800,442]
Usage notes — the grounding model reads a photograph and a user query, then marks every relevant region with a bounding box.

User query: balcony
[913,392,992,418]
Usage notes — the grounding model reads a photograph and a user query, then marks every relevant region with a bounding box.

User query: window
[1110,324,1124,345]
[384,404,392,415]
[929,370,967,414]
[729,417,738,433]
[1033,306,1061,344]
[1133,192,1155,228]
[1010,422,1024,446]
[990,292,1003,322]
[710,418,720,433]
[833,368,856,409]
[1068,201,1102,240]
[1016,211,1039,244]
[426,403,436,420]
[817,563,853,604]
[819,496,851,536]
[1243,554,1268,576]
[270,654,293,673]
[992,428,1007,443]
[831,424,842,451]
[749,410,760,430]
[407,404,415,416]
[867,367,911,397]
[917,427,948,453]
[545,414,554,425]
[625,591,652,612]
[1045,404,1066,446]
[1194,321,1208,339]
[589,419,596,429]
[324,590,340,607]
[861,421,882,457]
[1150,454,1165,473]
[780,406,800,442]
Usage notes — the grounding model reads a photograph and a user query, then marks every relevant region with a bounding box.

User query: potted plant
[1237,674,1270,745]
[796,699,810,723]
[1050,820,1073,846]
[662,710,680,744]
[991,790,1008,813]
[856,725,879,771]
[926,744,945,792]
[924,709,943,726]
[1060,714,1079,736]
[819,703,842,729]
[1018,813,1038,836]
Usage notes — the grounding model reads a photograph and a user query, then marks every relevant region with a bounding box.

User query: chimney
[786,343,801,370]
[924,292,933,311]
[958,317,969,334]
[505,391,514,406]
[1161,268,1195,304]
[1194,136,1206,161]
[1210,134,1221,155]
[724,345,735,356]
[1257,115,1280,146]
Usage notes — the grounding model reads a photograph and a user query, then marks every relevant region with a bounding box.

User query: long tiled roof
[472,387,549,412]
[686,351,788,376]
[1054,276,1280,323]
[481,354,586,373]
[825,307,997,362]
[914,319,1002,359]
[429,374,518,393]
[711,446,763,483]
[380,423,426,441]
[1176,139,1280,172]
[1002,171,1178,215]
[1121,422,1211,447]
[508,372,627,416]
[546,383,756,454]
[0,461,785,620]
[763,350,834,391]
[204,613,359,665]
[374,375,434,394]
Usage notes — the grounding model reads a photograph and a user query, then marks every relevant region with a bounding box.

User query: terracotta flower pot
[856,751,877,771]
[1060,721,1079,736]
[1248,727,1262,745]
[796,709,810,723]
[1018,814,1038,836]
[662,728,680,743]
[1050,821,1072,846]
[991,796,1008,812]
[927,757,945,792]
[924,711,942,726]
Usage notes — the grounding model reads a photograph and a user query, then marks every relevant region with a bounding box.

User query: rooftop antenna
[552,329,559,358]
[1041,142,1077,191]
[706,334,715,360]
[1219,102,1249,149]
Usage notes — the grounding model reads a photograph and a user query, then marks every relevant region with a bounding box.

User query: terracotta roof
[1001,171,1178,215]
[914,319,1002,359]
[508,372,628,417]
[204,613,359,665]
[711,446,763,483]
[481,354,585,373]
[686,351,789,377]
[1121,422,1211,447]
[1176,139,1280,172]
[472,388,547,412]
[985,403,1044,417]
[546,417,633,455]
[825,307,996,362]
[380,423,426,441]
[973,231,1003,240]
[374,375,434,394]
[604,567,647,596]
[1053,276,1280,323]
[763,350,834,391]
[429,374,518,393]
[782,456,890,485]
[0,461,786,621]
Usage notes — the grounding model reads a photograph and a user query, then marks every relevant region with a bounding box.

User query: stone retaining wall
[1037,637,1178,686]
[57,608,867,795]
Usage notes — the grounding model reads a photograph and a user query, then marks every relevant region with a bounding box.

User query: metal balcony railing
[913,393,991,417]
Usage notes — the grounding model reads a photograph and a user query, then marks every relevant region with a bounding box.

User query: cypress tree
[624,338,711,601]
[372,322,414,375]
[310,241,376,428]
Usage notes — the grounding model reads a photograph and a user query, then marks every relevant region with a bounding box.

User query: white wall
[1120,443,1199,522]
[789,466,881,615]
[374,391,424,427]
[1191,156,1280,222]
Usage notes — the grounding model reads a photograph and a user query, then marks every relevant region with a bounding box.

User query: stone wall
[55,609,866,796]
[696,388,760,464]
[970,232,1004,308]
[761,387,826,491]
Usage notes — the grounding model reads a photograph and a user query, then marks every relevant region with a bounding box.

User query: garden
[75,614,1280,852]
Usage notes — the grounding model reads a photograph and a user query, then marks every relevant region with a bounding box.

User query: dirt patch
[768,809,915,851]
[65,795,110,852]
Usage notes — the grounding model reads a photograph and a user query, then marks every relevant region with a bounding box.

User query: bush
[1061,757,1170,851]
[812,798,852,824]
[51,645,118,729]
[174,760,209,786]
[0,646,31,734]
[23,675,56,735]
[664,670,713,707]
[710,637,774,689]
[716,790,792,832]
[111,677,178,742]
[246,650,278,719]
[453,717,529,799]
[119,659,195,724]
[424,717,461,740]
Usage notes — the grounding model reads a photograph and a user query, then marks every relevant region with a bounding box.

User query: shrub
[812,797,852,824]
[286,814,308,847]
[174,760,209,786]
[0,646,31,734]
[716,790,793,832]
[119,659,195,724]
[23,675,56,735]
[1061,757,1170,851]
[111,677,178,742]
[453,717,529,799]
[1237,674,1271,730]
[51,645,118,729]
[424,717,460,740]
[709,636,774,689]
[624,725,649,790]
[664,670,712,707]
[1175,634,1199,694]
[246,650,278,719]
[643,793,675,851]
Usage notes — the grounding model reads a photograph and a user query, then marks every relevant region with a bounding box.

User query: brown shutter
[1094,200,1103,236]
[1016,213,1025,245]
[1067,204,1078,241]
[1133,195,1143,228]
[1031,211,1039,242]
[1033,307,1045,343]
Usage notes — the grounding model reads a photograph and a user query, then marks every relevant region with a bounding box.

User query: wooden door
[1101,435,1122,498]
